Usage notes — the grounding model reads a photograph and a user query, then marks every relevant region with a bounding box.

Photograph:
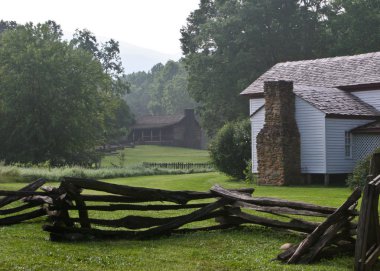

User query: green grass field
[101,145,210,167]
[0,146,213,182]
[0,172,371,271]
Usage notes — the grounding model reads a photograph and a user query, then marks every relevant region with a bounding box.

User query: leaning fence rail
[354,152,380,271]
[0,178,51,226]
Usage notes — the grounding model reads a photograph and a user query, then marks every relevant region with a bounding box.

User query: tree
[327,0,380,55]
[71,29,130,96]
[180,0,336,136]
[0,22,124,165]
[209,119,251,179]
[103,98,134,143]
[71,28,133,143]
[125,60,196,117]
[0,20,17,35]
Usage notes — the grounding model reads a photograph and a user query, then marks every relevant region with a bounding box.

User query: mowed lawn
[0,172,371,271]
[101,145,210,167]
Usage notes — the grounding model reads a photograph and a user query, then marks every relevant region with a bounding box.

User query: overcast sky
[0,0,200,55]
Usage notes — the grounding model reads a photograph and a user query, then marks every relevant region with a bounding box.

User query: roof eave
[352,129,380,134]
[241,92,264,98]
[338,83,380,92]
[325,114,380,120]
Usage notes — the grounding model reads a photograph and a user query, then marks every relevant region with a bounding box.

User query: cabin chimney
[256,81,302,185]
[184,109,195,118]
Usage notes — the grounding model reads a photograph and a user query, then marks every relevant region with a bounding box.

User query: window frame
[345,131,353,159]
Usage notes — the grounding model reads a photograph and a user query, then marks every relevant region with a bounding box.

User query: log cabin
[128,109,202,149]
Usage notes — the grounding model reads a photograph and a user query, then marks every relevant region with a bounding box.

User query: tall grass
[0,165,214,182]
[0,146,213,182]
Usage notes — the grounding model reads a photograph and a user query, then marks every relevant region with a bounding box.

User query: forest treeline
[0,0,379,166]
[125,60,196,117]
[179,0,380,136]
[0,21,133,165]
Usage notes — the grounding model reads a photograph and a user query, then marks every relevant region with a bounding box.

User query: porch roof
[132,114,184,129]
[351,121,380,134]
[294,85,380,118]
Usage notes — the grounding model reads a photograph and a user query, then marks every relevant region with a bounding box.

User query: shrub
[346,157,370,189]
[209,119,251,180]
[243,159,257,184]
[346,147,380,189]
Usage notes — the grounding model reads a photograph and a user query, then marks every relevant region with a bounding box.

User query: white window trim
[345,131,353,159]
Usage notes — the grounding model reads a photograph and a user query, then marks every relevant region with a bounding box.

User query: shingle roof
[132,114,184,129]
[351,120,380,133]
[241,52,380,95]
[293,85,380,118]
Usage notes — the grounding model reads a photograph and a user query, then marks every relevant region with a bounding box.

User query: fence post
[354,153,380,271]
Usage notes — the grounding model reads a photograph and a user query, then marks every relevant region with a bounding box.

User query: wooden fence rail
[0,178,52,226]
[36,176,359,264]
[0,175,371,268]
[354,153,380,271]
[142,162,214,170]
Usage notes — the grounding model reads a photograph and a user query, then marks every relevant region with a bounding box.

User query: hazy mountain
[65,32,180,74]
[118,41,181,73]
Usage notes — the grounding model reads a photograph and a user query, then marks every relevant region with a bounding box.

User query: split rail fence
[354,152,380,271]
[1,157,380,270]
[142,162,213,170]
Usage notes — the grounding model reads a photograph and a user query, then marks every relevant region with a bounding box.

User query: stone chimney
[256,81,302,185]
[184,109,195,118]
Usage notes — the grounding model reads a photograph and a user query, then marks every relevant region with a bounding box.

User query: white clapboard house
[241,52,380,185]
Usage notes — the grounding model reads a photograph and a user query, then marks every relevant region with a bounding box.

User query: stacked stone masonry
[256,80,302,185]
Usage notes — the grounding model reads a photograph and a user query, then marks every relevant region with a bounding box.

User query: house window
[345,131,352,158]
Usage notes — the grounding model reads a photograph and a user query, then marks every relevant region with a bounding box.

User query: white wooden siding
[251,97,327,174]
[251,107,265,173]
[249,98,264,115]
[351,89,380,110]
[325,118,374,173]
[295,97,326,173]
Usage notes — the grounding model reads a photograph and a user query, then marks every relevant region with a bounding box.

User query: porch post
[324,174,330,186]
[306,174,312,185]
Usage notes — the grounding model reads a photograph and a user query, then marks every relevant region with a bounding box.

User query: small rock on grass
[280,243,293,250]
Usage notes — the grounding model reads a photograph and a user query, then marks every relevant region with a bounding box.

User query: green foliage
[103,97,134,142]
[346,157,370,189]
[71,28,133,142]
[209,119,251,180]
[346,147,380,189]
[0,21,133,165]
[243,159,256,184]
[0,20,17,34]
[180,0,380,136]
[126,60,196,116]
[327,0,380,56]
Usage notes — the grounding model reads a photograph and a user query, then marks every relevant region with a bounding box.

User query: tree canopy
[180,0,380,136]
[126,60,196,117]
[0,21,133,165]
